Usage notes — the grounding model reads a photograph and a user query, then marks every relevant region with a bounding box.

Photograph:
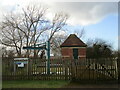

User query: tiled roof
[60,34,87,47]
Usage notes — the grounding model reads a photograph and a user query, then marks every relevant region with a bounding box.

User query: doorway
[73,48,78,59]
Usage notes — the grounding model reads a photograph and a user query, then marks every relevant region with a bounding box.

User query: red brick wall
[78,48,86,56]
[61,47,86,60]
[61,48,73,59]
[78,48,86,59]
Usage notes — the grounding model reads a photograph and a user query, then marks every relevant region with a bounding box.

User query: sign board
[15,61,28,64]
[18,63,24,67]
[14,58,29,61]
[14,58,28,68]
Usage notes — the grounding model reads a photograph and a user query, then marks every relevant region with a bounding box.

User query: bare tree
[0,5,69,57]
[51,34,67,58]
[1,21,24,57]
[73,28,85,39]
[49,12,69,41]
[0,5,47,57]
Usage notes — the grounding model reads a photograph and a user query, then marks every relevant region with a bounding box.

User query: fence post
[71,60,76,81]
[28,58,32,79]
[13,58,15,76]
[65,60,68,80]
[46,41,50,75]
[117,58,120,83]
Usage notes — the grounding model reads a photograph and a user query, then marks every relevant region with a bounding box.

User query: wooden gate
[71,58,118,82]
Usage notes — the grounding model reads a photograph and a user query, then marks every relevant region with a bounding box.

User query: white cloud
[47,2,118,26]
[54,30,67,36]
[0,1,118,26]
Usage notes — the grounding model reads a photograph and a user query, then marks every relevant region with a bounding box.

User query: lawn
[2,80,70,88]
[2,80,118,89]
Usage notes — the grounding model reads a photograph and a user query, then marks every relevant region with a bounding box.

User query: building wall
[78,48,86,60]
[61,47,86,60]
[61,48,73,59]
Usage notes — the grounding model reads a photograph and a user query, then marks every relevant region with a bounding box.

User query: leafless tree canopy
[0,5,69,57]
[73,28,85,39]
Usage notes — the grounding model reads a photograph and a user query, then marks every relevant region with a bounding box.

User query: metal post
[47,41,50,74]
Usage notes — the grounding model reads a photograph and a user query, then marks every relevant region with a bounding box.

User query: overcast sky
[0,0,118,50]
[0,1,118,25]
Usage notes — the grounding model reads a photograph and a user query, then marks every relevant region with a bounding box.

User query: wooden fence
[2,57,118,82]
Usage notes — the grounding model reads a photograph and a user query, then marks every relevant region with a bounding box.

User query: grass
[2,80,70,88]
[2,80,118,89]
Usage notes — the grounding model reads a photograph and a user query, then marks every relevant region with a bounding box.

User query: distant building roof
[60,34,87,47]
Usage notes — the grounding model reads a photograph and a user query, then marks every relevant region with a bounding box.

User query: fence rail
[2,57,118,82]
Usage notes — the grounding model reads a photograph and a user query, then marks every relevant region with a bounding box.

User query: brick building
[60,34,87,60]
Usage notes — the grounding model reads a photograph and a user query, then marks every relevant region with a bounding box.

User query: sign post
[47,41,50,74]
[14,58,29,75]
[23,41,51,75]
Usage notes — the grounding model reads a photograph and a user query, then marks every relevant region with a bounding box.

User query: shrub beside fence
[2,57,118,82]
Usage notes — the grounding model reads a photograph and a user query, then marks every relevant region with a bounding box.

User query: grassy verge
[2,80,70,88]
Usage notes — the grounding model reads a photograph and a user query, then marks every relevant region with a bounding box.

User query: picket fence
[2,57,118,82]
